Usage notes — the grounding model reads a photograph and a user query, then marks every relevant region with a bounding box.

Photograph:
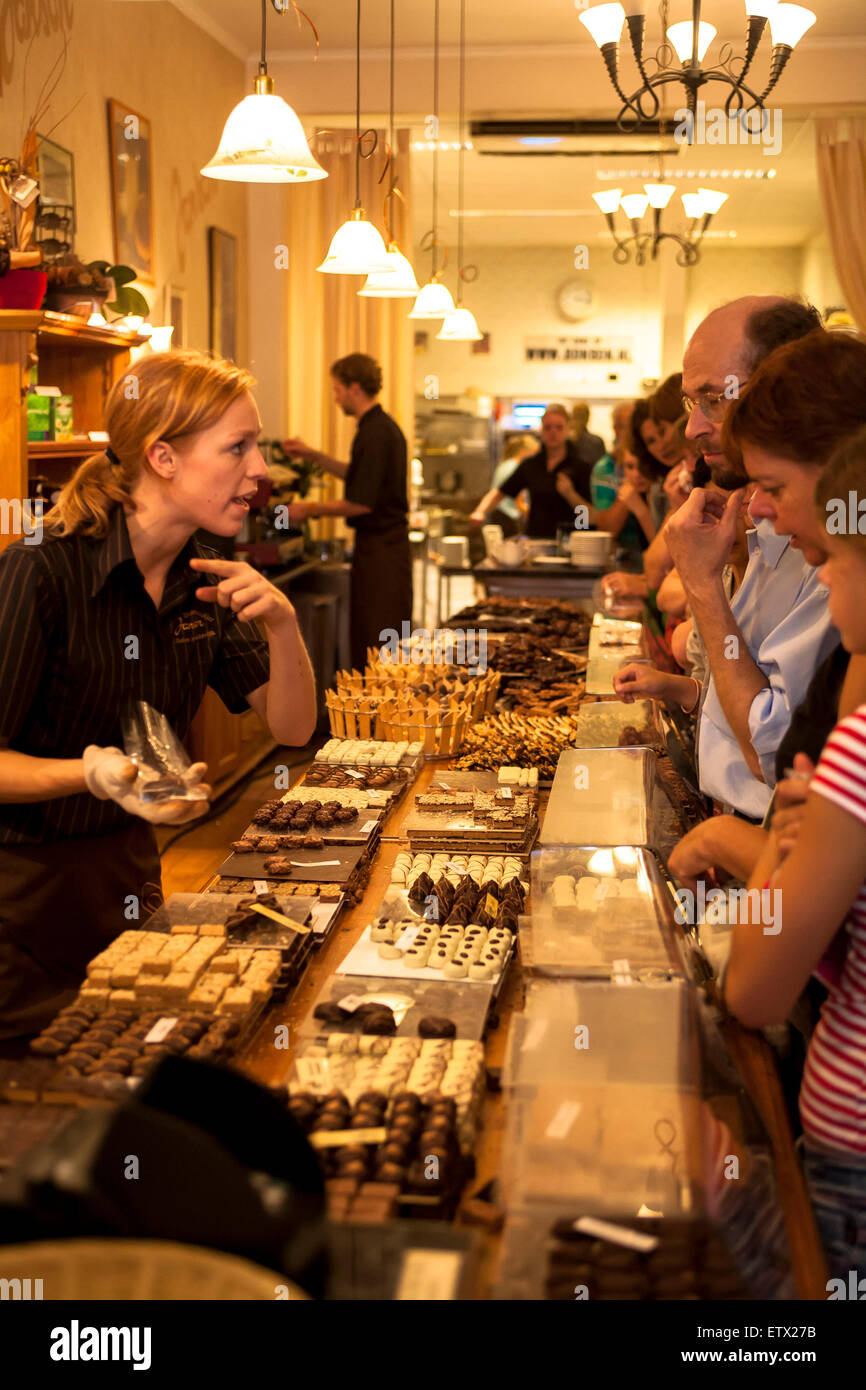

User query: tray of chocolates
[452,711,581,782]
[314,738,423,767]
[217,840,368,883]
[76,928,283,1021]
[336,918,516,986]
[233,791,385,849]
[301,975,495,1042]
[4,1006,244,1106]
[285,1036,486,1214]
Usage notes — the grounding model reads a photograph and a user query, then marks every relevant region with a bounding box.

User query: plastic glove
[82,746,211,825]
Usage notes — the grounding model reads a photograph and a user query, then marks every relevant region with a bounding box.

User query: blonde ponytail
[43,351,256,538]
[45,449,135,538]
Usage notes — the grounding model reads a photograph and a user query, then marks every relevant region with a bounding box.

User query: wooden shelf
[38,310,147,348]
[29,438,99,457]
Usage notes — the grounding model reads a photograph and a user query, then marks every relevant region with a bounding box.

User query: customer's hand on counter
[602,571,647,598]
[82,746,211,825]
[664,486,743,595]
[667,819,722,895]
[190,557,299,631]
[614,662,674,703]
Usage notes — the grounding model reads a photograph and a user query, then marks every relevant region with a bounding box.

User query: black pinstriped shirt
[0,506,270,845]
[344,403,408,534]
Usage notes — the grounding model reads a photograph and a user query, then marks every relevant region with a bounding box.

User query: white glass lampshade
[681,192,706,219]
[769,3,816,48]
[87,311,107,327]
[201,91,327,183]
[148,325,175,351]
[593,188,622,214]
[666,20,717,62]
[644,182,676,209]
[744,0,778,16]
[409,280,456,319]
[436,306,483,341]
[358,245,421,297]
[697,187,728,215]
[578,3,626,48]
[317,209,392,274]
[620,192,649,219]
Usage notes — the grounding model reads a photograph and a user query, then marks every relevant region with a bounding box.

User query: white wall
[415,243,811,436]
[800,234,846,317]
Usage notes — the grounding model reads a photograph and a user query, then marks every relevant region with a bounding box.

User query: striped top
[800,704,866,1152]
[0,506,269,844]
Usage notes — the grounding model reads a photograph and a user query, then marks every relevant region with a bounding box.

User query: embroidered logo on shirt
[173,611,216,643]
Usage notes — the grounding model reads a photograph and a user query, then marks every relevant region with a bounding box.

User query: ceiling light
[644,182,676,209]
[359,245,420,297]
[593,188,622,214]
[769,4,816,48]
[410,279,456,319]
[681,192,705,218]
[620,192,649,219]
[317,207,392,275]
[697,187,728,214]
[578,2,626,48]
[666,20,716,63]
[201,0,325,183]
[436,306,482,341]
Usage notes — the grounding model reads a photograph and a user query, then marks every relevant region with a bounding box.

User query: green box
[52,395,74,441]
[27,391,52,442]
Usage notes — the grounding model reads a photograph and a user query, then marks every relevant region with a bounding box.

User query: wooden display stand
[0,308,147,551]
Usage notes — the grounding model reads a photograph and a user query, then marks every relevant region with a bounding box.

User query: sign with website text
[524,334,634,365]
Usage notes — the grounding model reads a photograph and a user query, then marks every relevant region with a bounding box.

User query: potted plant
[42,255,149,320]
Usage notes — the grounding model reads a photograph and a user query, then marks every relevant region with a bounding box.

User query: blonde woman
[0,351,316,1038]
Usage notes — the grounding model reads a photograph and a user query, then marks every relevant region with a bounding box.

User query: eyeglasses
[681,390,730,424]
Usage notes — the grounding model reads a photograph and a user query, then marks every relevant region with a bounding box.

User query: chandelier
[578,2,816,132]
[593,182,727,266]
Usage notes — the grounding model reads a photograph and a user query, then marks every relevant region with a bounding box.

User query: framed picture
[164,283,187,349]
[472,332,491,355]
[208,227,237,361]
[37,135,75,225]
[107,99,155,282]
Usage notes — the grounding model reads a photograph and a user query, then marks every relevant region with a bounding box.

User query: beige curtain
[282,128,414,536]
[816,117,866,331]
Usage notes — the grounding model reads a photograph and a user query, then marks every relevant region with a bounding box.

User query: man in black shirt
[470,404,597,538]
[283,353,412,669]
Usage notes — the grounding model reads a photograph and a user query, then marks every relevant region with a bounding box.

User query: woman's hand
[602,571,646,598]
[772,753,815,857]
[668,820,721,896]
[613,661,671,703]
[190,558,298,631]
[83,746,211,825]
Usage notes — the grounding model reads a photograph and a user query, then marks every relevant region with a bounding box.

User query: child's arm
[725,791,866,1028]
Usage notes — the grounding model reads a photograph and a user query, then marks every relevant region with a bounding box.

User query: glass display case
[523,845,688,979]
[539,747,682,857]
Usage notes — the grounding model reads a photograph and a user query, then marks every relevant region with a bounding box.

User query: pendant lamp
[410,0,454,319]
[318,0,391,274]
[436,0,481,341]
[201,0,326,183]
[358,0,420,298]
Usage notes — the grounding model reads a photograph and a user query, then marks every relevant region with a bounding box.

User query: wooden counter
[228,756,827,1301]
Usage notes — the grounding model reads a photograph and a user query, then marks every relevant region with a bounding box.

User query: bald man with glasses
[618,295,837,821]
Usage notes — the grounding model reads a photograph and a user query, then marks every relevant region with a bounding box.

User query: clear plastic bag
[121,700,207,803]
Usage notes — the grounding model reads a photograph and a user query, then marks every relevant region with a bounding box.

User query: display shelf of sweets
[336,915,518,988]
[313,737,424,770]
[299,759,413,807]
[218,839,368,886]
[590,612,644,650]
[236,784,389,846]
[301,973,496,1042]
[539,746,682,858]
[453,711,581,782]
[143,889,335,975]
[574,698,660,749]
[338,662,500,723]
[497,674,585,718]
[404,785,538,856]
[376,695,472,759]
[283,1035,487,1218]
[445,596,592,650]
[521,846,687,981]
